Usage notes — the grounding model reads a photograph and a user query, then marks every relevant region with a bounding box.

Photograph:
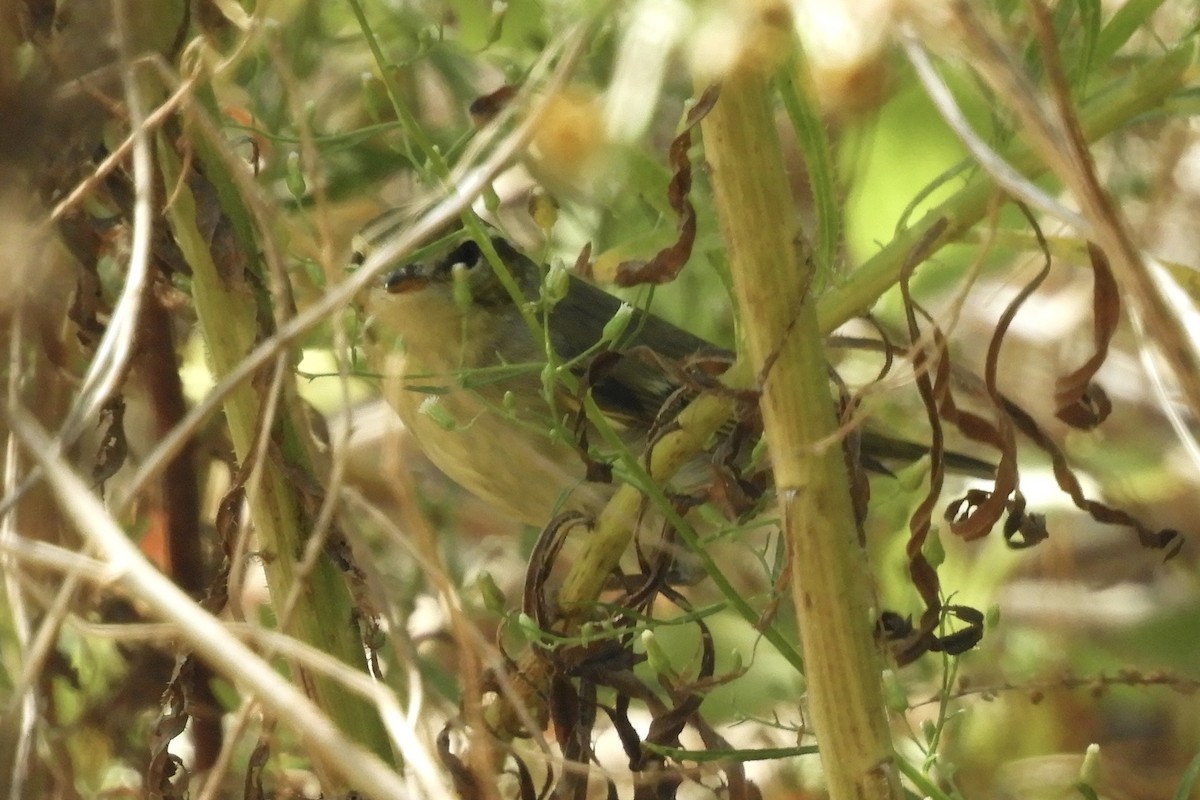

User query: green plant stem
[776,52,841,280]
[700,59,901,800]
[157,131,393,768]
[816,41,1194,334]
[484,365,751,739]
[347,0,550,348]
[346,0,447,178]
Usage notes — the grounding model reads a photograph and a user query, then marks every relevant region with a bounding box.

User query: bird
[362,232,992,528]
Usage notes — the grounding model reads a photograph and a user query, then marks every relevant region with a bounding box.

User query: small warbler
[364,233,990,527]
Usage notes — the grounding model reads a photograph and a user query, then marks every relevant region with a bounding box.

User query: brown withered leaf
[882,604,985,663]
[1002,499,1048,549]
[201,483,242,616]
[945,489,1048,549]
[615,85,719,287]
[602,694,646,769]
[893,207,1038,661]
[549,673,580,753]
[147,659,190,800]
[437,725,483,800]
[1055,243,1118,429]
[68,251,106,347]
[834,377,873,529]
[643,698,699,763]
[573,240,594,280]
[895,218,955,660]
[243,737,269,800]
[1002,396,1180,555]
[551,675,597,800]
[523,511,586,627]
[209,458,254,617]
[513,751,544,800]
[707,457,761,521]
[643,593,712,736]
[691,713,762,800]
[562,635,644,680]
[512,751,544,800]
[625,531,681,610]
[188,171,248,288]
[892,206,1057,661]
[933,605,985,655]
[998,214,1177,554]
[877,610,915,642]
[944,204,1055,543]
[92,393,127,490]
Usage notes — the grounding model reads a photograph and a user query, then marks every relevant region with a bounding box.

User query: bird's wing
[546,272,996,479]
[548,276,730,430]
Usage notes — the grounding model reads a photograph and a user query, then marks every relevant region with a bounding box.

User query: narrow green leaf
[1172,748,1200,800]
[641,742,819,763]
[776,55,841,281]
[1094,0,1169,64]
[1072,0,1102,90]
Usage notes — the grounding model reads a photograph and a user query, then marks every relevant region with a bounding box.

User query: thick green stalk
[700,58,901,800]
[817,41,1193,333]
[157,134,393,768]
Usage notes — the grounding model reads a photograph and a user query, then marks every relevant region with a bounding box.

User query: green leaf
[1172,748,1200,800]
[776,55,841,282]
[641,742,819,763]
[1069,0,1102,91]
[1094,0,1169,64]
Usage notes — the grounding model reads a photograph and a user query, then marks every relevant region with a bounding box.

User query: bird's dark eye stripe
[441,240,482,272]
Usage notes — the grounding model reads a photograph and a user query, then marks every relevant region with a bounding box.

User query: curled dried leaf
[604,694,645,768]
[896,218,955,657]
[615,85,719,287]
[1054,243,1119,429]
[147,688,188,798]
[692,407,764,520]
[549,672,597,794]
[512,752,544,800]
[242,738,270,800]
[437,725,482,800]
[882,604,985,663]
[92,394,128,489]
[524,511,588,627]
[933,605,985,656]
[1002,397,1181,555]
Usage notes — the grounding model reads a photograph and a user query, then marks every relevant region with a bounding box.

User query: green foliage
[2,1,1199,798]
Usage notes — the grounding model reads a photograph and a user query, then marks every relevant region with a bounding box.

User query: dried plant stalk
[699,47,901,800]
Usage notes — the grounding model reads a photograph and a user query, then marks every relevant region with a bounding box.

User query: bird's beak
[383,265,431,294]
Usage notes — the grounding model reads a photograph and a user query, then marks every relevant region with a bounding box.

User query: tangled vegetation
[1,1,1199,798]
